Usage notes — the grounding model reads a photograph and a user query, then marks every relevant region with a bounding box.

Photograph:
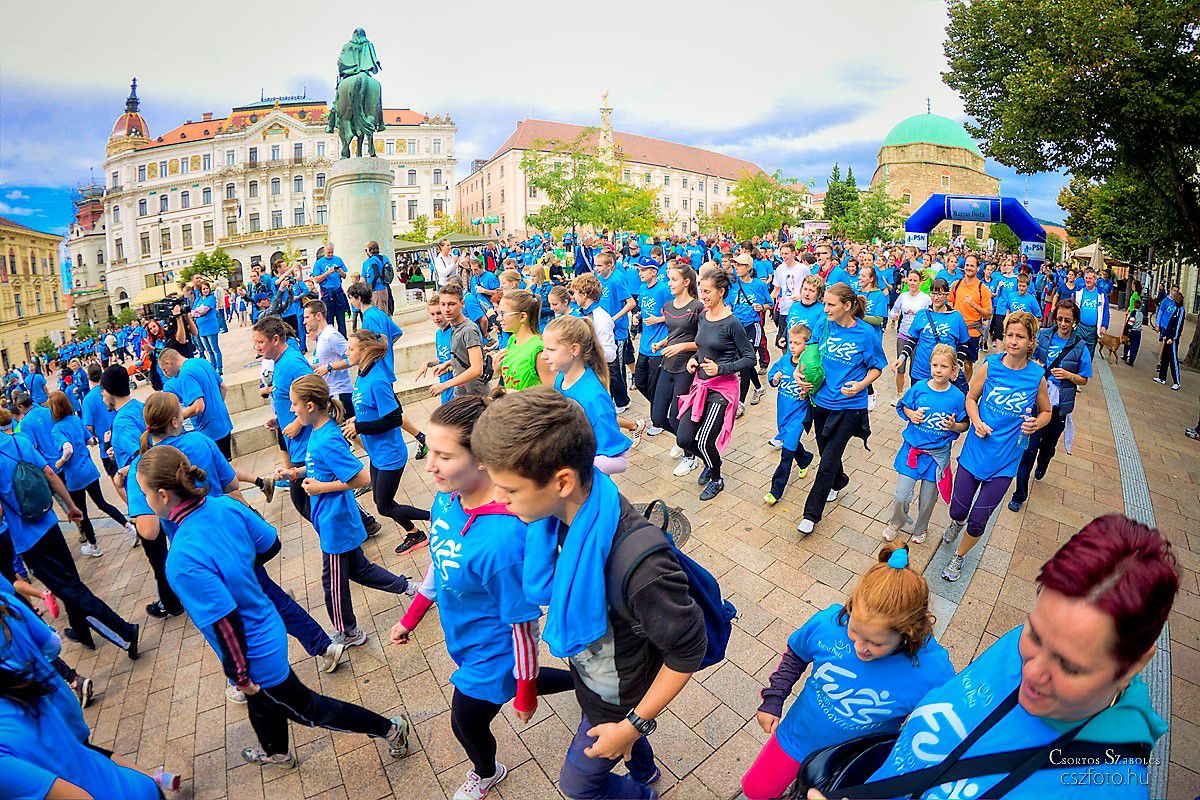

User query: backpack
[609,500,736,669]
[0,438,54,522]
[380,256,395,287]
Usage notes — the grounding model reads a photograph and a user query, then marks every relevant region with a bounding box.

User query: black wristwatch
[625,710,657,736]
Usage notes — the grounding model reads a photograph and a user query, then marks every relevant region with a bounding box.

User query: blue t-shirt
[167,496,290,689]
[908,308,970,382]
[27,373,48,404]
[470,270,500,308]
[1042,333,1093,392]
[435,325,454,404]
[109,398,147,469]
[895,381,967,481]
[51,415,99,492]
[868,627,1159,800]
[1075,288,1108,328]
[727,277,772,327]
[463,291,487,325]
[774,605,956,763]
[361,305,403,379]
[193,294,221,336]
[597,270,632,340]
[1003,288,1041,317]
[685,244,705,269]
[862,289,889,335]
[0,435,55,554]
[825,266,854,290]
[637,280,672,356]
[127,432,235,538]
[814,319,888,410]
[304,419,367,554]
[314,255,347,292]
[555,369,630,457]
[271,346,314,464]
[936,268,962,289]
[352,362,407,471]
[169,357,232,440]
[768,354,810,450]
[786,301,828,345]
[994,273,1018,307]
[429,493,542,704]
[958,355,1044,480]
[17,405,56,464]
[362,255,388,291]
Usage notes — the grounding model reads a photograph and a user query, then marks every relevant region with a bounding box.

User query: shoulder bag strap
[1042,335,1080,378]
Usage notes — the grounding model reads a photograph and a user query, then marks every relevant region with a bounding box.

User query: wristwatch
[625,710,657,736]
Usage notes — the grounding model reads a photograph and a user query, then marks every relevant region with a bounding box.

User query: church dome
[109,78,149,141]
[882,113,981,157]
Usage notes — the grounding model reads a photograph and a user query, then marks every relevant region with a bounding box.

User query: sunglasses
[1055,316,1075,323]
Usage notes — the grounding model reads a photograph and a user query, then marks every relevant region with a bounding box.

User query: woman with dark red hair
[812,514,1178,800]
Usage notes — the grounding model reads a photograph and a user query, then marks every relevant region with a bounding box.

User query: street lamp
[157,214,170,299]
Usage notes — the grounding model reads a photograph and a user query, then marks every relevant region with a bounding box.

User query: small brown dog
[1097,332,1127,364]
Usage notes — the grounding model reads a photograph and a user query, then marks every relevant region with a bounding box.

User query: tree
[943,0,1200,365]
[586,171,659,234]
[520,130,609,233]
[182,247,235,283]
[708,170,804,239]
[34,336,57,358]
[990,223,1021,253]
[842,183,905,242]
[1058,168,1177,262]
[432,214,473,239]
[113,308,137,326]
[406,214,433,244]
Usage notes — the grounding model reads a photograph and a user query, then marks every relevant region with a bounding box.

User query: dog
[1097,332,1127,364]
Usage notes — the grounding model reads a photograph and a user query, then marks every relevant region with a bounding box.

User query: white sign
[1020,241,1046,261]
[905,232,929,251]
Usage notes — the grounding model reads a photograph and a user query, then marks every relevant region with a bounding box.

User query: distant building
[71,79,457,316]
[0,215,70,369]
[871,111,1000,243]
[456,96,766,237]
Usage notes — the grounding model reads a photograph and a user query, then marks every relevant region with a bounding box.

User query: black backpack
[0,437,54,521]
[380,256,396,287]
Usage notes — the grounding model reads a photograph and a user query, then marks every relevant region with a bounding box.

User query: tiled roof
[142,107,427,149]
[0,216,56,237]
[488,119,765,181]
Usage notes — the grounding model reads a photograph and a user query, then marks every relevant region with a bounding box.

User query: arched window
[407,169,417,186]
[225,183,235,200]
[316,173,326,189]
[181,190,191,209]
[138,199,147,216]
[293,175,303,193]
[433,169,442,185]
[270,178,281,195]
[249,181,259,198]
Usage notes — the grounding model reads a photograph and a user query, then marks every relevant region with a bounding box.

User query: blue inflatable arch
[904,194,1047,269]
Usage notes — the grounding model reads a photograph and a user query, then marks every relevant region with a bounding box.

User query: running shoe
[274,478,291,490]
[74,676,94,708]
[321,641,346,674]
[145,601,183,619]
[768,438,783,449]
[415,440,429,459]
[826,489,839,503]
[615,404,630,414]
[646,425,665,437]
[673,456,698,476]
[395,530,429,555]
[699,479,724,501]
[364,516,382,537]
[42,590,59,619]
[763,492,778,506]
[757,364,768,376]
[387,714,413,758]
[1034,464,1047,480]
[125,521,140,548]
[797,518,816,535]
[1186,427,1200,441]
[1153,377,1166,385]
[943,519,964,544]
[259,475,276,503]
[750,387,765,405]
[735,402,745,418]
[454,763,508,799]
[629,418,648,448]
[63,628,96,650]
[225,685,247,704]
[911,529,928,545]
[1171,383,1180,391]
[354,484,372,497]
[81,542,103,558]
[241,747,295,768]
[152,770,182,792]
[942,554,965,582]
[882,524,900,542]
[334,629,368,648]
[1007,499,1023,513]
[669,445,684,459]
[868,393,877,411]
[797,466,809,479]
[697,467,712,486]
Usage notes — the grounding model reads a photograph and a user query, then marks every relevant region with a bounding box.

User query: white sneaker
[320,641,346,674]
[81,543,103,558]
[797,519,815,535]
[125,521,140,548]
[629,418,648,448]
[333,629,368,648]
[868,393,877,411]
[454,762,508,800]
[673,456,699,477]
[1171,383,1180,391]
[751,387,765,405]
[669,444,684,459]
[736,402,745,418]
[827,489,840,503]
[225,685,247,704]
[615,404,630,414]
[646,425,665,436]
[768,438,783,449]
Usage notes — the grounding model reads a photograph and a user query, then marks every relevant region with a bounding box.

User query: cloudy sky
[1,0,1067,235]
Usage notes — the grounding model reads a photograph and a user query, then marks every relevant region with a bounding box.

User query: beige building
[457,99,765,237]
[71,79,457,315]
[0,216,70,369]
[871,112,1000,243]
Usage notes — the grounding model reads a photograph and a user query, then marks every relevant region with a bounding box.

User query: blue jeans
[255,566,332,657]
[559,714,658,799]
[197,333,223,373]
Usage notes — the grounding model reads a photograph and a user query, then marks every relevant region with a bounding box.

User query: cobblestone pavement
[55,312,1199,799]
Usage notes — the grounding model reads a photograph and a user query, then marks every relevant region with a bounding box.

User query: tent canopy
[392,239,431,253]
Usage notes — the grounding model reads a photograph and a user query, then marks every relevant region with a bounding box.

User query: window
[407,200,418,221]
[294,207,305,226]
[180,158,189,175]
[203,220,213,244]
[115,239,124,261]
[160,228,171,251]
[499,165,504,178]
[714,183,720,194]
[682,199,689,210]
[271,210,283,229]
[270,178,281,195]
[249,213,261,232]
[500,189,505,205]
[682,177,688,189]
[975,225,985,240]
[316,173,326,189]
[623,170,631,181]
[664,197,672,208]
[698,201,705,212]
[202,187,212,205]
[385,140,394,155]
[407,138,417,154]
[293,142,303,161]
[901,192,912,204]
[159,194,168,213]
[316,205,328,224]
[97,250,104,265]
[14,294,22,318]
[113,205,121,223]
[225,216,237,234]
[181,191,190,209]
[529,186,538,198]
[111,171,119,187]
[202,154,211,170]
[36,293,43,314]
[433,169,442,185]
[226,149,236,166]
[248,146,258,165]
[951,223,963,237]
[433,199,444,216]
[698,180,705,191]
[407,169,417,186]
[941,174,950,188]
[433,138,442,154]
[138,165,147,182]
[158,160,167,176]
[270,145,280,161]
[663,175,670,187]
[249,181,259,198]
[293,175,303,193]
[182,224,193,248]
[316,141,326,157]
[225,183,236,200]
[644,173,651,184]
[391,200,397,221]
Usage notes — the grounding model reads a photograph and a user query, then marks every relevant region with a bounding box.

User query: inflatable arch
[904,194,1047,268]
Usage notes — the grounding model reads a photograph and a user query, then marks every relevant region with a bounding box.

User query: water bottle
[1017,406,1033,449]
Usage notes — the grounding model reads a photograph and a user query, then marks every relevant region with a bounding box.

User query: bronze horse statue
[327,28,386,158]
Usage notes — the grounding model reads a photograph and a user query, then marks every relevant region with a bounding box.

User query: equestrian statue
[327,28,385,158]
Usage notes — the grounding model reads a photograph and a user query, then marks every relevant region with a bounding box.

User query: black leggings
[802,406,866,523]
[69,480,128,545]
[651,370,691,434]
[677,392,730,480]
[739,323,762,402]
[369,464,431,532]
[247,669,393,756]
[451,668,574,778]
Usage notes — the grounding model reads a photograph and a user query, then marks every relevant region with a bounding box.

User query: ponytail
[138,445,209,501]
[839,542,934,660]
[544,316,609,388]
[825,282,865,319]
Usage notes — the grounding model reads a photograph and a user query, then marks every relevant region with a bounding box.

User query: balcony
[104,185,123,197]
[218,222,325,247]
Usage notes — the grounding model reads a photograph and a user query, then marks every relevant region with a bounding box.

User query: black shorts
[962,336,981,362]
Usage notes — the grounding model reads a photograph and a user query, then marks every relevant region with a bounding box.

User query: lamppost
[157,214,170,299]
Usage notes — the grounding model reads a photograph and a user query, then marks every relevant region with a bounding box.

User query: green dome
[882,113,982,157]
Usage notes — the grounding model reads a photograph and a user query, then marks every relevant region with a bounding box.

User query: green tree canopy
[35,336,58,358]
[990,223,1021,253]
[520,130,607,233]
[823,162,858,222]
[842,183,905,242]
[708,170,803,239]
[182,247,235,283]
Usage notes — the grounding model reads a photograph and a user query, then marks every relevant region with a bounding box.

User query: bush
[34,336,58,358]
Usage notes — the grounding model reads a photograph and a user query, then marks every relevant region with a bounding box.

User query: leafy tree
[943,0,1200,365]
[586,171,659,235]
[845,166,856,189]
[113,308,137,326]
[34,336,58,358]
[1058,169,1176,263]
[520,130,608,234]
[843,183,906,242]
[928,231,952,250]
[433,214,473,239]
[990,223,1021,253]
[709,170,804,239]
[406,214,433,244]
[182,247,235,282]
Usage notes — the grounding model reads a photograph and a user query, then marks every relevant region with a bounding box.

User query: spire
[599,91,615,166]
[126,78,140,113]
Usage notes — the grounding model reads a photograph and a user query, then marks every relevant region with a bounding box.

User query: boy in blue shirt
[593,252,634,411]
[764,325,818,505]
[631,262,671,422]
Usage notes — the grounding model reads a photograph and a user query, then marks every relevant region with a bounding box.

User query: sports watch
[625,710,657,736]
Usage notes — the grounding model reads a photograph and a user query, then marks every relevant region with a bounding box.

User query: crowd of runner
[0,227,1184,800]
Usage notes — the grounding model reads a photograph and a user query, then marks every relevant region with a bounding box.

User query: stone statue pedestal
[326,157,393,273]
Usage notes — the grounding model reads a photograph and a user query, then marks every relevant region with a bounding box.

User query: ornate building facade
[0,216,69,369]
[71,80,456,316]
[870,112,1000,242]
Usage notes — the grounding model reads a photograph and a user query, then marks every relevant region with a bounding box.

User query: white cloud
[5,190,30,200]
[0,201,37,216]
